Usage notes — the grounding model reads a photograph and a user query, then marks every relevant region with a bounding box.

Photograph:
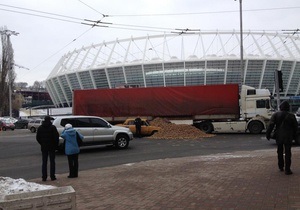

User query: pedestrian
[134,117,142,138]
[36,116,59,181]
[266,101,298,175]
[61,123,84,178]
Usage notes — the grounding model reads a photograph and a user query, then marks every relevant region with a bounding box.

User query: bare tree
[30,80,46,91]
[32,81,42,90]
[15,82,28,89]
[0,26,16,116]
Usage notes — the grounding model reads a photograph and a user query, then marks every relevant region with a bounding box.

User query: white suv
[52,115,133,150]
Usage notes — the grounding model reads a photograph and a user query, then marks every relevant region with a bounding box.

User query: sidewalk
[32,147,300,210]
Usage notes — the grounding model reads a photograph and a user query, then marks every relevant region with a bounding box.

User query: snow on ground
[0,177,56,200]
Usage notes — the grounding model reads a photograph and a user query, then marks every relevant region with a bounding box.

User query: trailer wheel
[248,121,263,134]
[197,121,214,134]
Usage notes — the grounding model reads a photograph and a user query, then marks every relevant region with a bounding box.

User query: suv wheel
[115,134,129,149]
[30,127,36,133]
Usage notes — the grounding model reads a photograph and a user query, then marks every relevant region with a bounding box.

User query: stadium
[45,30,300,108]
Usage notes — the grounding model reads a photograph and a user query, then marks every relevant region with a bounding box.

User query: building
[16,89,52,107]
[45,30,300,108]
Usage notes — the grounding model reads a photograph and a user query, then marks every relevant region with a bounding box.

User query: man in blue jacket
[36,116,59,181]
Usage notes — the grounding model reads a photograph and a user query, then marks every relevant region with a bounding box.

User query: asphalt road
[0,129,277,180]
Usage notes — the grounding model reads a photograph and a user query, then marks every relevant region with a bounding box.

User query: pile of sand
[148,118,215,140]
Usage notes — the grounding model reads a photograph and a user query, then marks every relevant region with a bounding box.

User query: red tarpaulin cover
[73,84,240,118]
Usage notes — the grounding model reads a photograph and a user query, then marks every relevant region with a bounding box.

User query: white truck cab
[201,85,274,134]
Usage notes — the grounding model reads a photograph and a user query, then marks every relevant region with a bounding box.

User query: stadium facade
[45,30,300,108]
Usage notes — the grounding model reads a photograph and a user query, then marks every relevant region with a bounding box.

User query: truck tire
[248,121,263,134]
[197,121,214,134]
[115,134,129,149]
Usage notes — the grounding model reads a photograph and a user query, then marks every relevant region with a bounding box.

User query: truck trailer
[72,84,274,134]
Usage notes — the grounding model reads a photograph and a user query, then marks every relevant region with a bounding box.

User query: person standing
[36,116,59,181]
[266,101,298,175]
[134,117,142,138]
[61,123,84,178]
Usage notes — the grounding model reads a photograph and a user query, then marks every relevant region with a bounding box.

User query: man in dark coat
[134,117,142,138]
[266,101,298,175]
[36,116,59,181]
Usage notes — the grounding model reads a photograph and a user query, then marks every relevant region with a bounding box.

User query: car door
[125,119,149,135]
[126,120,136,133]
[91,118,115,143]
[140,120,151,135]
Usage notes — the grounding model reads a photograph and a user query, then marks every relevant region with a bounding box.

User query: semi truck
[72,84,274,134]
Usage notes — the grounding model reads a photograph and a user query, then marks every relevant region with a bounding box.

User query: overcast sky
[1,0,299,86]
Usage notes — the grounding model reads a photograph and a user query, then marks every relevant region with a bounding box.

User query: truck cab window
[256,100,266,108]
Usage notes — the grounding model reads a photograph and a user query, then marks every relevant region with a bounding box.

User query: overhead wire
[32,27,94,68]
[0,3,82,20]
[1,3,299,34]
[0,2,177,76]
[0,3,180,34]
[109,6,300,17]
[0,7,81,24]
[78,0,107,18]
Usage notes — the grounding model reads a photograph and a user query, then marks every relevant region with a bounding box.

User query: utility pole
[235,0,244,87]
[0,29,19,117]
[274,70,281,110]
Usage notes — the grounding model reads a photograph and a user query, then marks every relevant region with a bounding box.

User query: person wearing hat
[61,123,84,178]
[36,116,59,181]
[266,101,298,175]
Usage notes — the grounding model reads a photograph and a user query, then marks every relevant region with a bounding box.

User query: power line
[0,5,182,34]
[0,8,81,24]
[0,4,176,33]
[109,6,300,17]
[1,3,299,36]
[31,27,94,70]
[0,3,82,21]
[77,0,107,18]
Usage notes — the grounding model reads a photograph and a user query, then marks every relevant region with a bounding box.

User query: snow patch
[0,177,56,200]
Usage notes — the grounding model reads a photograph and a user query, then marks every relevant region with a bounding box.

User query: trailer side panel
[73,84,240,120]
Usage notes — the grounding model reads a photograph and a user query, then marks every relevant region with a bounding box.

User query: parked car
[52,115,133,150]
[14,119,29,129]
[0,119,15,131]
[28,119,43,133]
[116,118,160,136]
